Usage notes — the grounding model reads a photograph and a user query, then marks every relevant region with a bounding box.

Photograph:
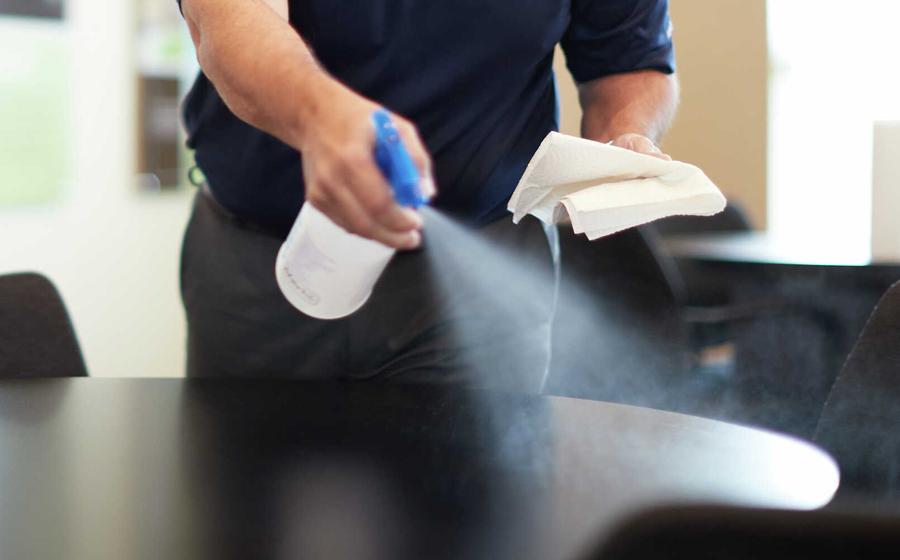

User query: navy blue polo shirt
[179,0,675,235]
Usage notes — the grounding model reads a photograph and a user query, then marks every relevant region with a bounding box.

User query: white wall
[1,0,193,378]
[1,195,193,379]
[554,1,770,229]
[665,0,769,229]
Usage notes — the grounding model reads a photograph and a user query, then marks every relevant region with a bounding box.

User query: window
[768,0,900,253]
[136,0,198,190]
[0,15,69,205]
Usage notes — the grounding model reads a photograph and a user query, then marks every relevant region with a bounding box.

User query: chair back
[815,281,900,502]
[546,227,692,412]
[652,202,753,237]
[591,505,900,560]
[0,272,88,378]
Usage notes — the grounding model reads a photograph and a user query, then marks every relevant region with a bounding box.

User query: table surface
[0,379,839,560]
[661,231,900,268]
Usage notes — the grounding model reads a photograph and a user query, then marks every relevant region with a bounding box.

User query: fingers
[334,185,422,250]
[309,181,421,250]
[347,149,425,229]
[303,110,435,251]
[612,133,672,161]
[307,149,424,250]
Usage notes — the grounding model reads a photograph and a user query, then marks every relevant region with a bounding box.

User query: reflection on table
[0,379,838,560]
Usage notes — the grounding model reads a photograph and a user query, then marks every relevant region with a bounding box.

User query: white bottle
[276,109,426,320]
[275,203,396,320]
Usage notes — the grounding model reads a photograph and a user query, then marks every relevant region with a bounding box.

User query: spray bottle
[275,109,430,319]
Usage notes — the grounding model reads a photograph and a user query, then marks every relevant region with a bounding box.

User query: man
[177,0,678,390]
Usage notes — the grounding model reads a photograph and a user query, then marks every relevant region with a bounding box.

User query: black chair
[648,204,845,437]
[651,202,753,308]
[653,202,754,237]
[0,272,88,378]
[815,281,900,504]
[546,226,695,413]
[549,223,841,437]
[589,505,900,560]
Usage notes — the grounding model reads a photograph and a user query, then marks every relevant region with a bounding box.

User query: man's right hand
[297,80,435,250]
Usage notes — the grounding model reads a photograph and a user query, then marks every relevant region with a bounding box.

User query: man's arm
[181,0,431,249]
[181,0,317,151]
[578,69,679,159]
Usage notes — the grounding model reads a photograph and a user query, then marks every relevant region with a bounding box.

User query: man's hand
[610,132,672,161]
[578,69,679,158]
[181,0,435,250]
[299,82,434,250]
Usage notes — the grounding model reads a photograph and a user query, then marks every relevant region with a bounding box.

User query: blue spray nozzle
[372,109,429,209]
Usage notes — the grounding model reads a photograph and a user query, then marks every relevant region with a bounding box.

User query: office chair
[648,205,845,437]
[815,281,900,504]
[0,272,88,377]
[549,222,840,437]
[653,203,753,237]
[651,203,752,308]
[546,226,696,413]
[589,505,900,560]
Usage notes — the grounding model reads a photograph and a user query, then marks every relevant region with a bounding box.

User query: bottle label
[281,231,337,306]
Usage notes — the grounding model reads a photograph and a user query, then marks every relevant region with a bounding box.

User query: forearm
[579,70,679,144]
[182,0,432,249]
[182,0,342,151]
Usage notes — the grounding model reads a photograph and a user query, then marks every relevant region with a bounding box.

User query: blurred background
[1,0,898,380]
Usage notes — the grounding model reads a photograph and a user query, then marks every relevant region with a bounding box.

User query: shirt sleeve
[561,0,675,84]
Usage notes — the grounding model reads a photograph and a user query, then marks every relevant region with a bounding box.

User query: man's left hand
[610,133,672,161]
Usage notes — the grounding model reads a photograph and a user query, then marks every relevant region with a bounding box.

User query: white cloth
[508,132,727,240]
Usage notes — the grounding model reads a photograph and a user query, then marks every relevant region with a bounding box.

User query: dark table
[661,230,900,374]
[0,379,838,560]
[660,231,900,268]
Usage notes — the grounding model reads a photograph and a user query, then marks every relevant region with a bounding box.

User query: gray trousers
[180,190,559,392]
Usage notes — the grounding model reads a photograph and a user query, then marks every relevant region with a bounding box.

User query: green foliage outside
[0,23,68,205]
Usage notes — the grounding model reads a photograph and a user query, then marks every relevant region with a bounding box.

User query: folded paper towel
[508,132,727,240]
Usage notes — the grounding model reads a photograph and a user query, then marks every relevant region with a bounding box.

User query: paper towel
[508,132,727,240]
